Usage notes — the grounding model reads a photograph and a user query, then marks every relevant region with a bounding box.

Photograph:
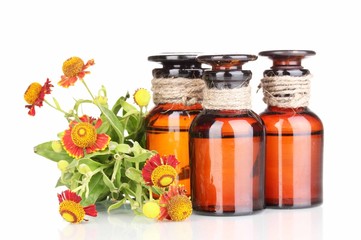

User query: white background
[1,0,359,239]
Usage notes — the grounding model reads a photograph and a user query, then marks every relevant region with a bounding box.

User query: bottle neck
[203,70,252,89]
[266,106,308,112]
[264,68,310,77]
[154,102,203,111]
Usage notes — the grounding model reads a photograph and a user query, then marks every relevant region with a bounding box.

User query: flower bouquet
[24,57,192,223]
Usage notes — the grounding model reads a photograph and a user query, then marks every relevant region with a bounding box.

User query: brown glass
[190,54,265,215]
[259,50,323,208]
[145,53,204,195]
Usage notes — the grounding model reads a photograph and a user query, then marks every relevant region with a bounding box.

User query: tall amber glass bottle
[190,54,265,215]
[145,53,205,195]
[259,50,323,208]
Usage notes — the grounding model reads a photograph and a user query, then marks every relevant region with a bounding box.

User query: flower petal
[58,75,78,88]
[85,133,110,154]
[83,205,97,217]
[62,129,85,159]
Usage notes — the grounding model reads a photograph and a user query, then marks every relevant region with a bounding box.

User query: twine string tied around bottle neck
[202,84,252,110]
[151,77,206,106]
[258,74,312,108]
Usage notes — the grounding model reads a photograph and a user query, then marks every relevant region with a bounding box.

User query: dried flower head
[24,79,53,116]
[58,57,94,88]
[158,185,192,221]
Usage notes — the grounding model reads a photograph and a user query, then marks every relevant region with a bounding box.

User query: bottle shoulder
[260,107,323,133]
[190,109,265,137]
[145,103,202,128]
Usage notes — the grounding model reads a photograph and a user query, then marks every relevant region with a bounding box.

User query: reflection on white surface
[58,204,323,240]
[262,207,323,240]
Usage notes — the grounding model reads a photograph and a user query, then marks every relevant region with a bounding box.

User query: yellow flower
[58,190,97,223]
[158,185,192,221]
[133,88,151,107]
[24,79,53,116]
[142,154,179,188]
[143,201,160,219]
[167,195,192,221]
[58,57,94,88]
[61,115,110,159]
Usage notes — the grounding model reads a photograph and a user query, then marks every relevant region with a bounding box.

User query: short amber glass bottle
[259,50,323,208]
[190,54,265,215]
[145,53,205,195]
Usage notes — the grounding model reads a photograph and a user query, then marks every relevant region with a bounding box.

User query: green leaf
[112,158,122,187]
[34,141,73,162]
[81,172,109,205]
[83,150,111,160]
[53,97,61,110]
[122,109,139,118]
[121,100,137,113]
[115,144,131,154]
[124,152,152,164]
[101,171,117,192]
[111,96,126,115]
[107,198,126,213]
[125,167,143,182]
[78,158,103,171]
[98,105,124,143]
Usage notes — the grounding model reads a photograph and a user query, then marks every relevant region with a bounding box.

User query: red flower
[158,185,192,221]
[142,154,179,188]
[58,57,94,88]
[58,189,97,223]
[61,115,110,159]
[24,79,53,116]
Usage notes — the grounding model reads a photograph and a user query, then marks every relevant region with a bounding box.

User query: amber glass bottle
[145,53,205,195]
[190,54,265,216]
[259,50,323,208]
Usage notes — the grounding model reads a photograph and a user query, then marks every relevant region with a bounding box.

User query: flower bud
[133,88,151,107]
[51,140,63,153]
[57,160,69,172]
[142,201,160,219]
[94,96,108,106]
[78,164,91,175]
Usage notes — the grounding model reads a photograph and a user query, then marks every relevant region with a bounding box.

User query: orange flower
[61,115,110,159]
[24,79,53,116]
[142,154,179,188]
[58,189,97,223]
[58,57,95,88]
[158,185,192,221]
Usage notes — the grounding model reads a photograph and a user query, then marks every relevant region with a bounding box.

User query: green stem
[44,99,68,115]
[149,187,153,201]
[81,79,95,100]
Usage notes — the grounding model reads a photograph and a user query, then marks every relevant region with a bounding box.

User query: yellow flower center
[151,165,177,187]
[167,195,192,221]
[59,200,85,223]
[62,57,84,77]
[24,82,42,104]
[142,201,160,219]
[133,88,151,107]
[71,122,97,148]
